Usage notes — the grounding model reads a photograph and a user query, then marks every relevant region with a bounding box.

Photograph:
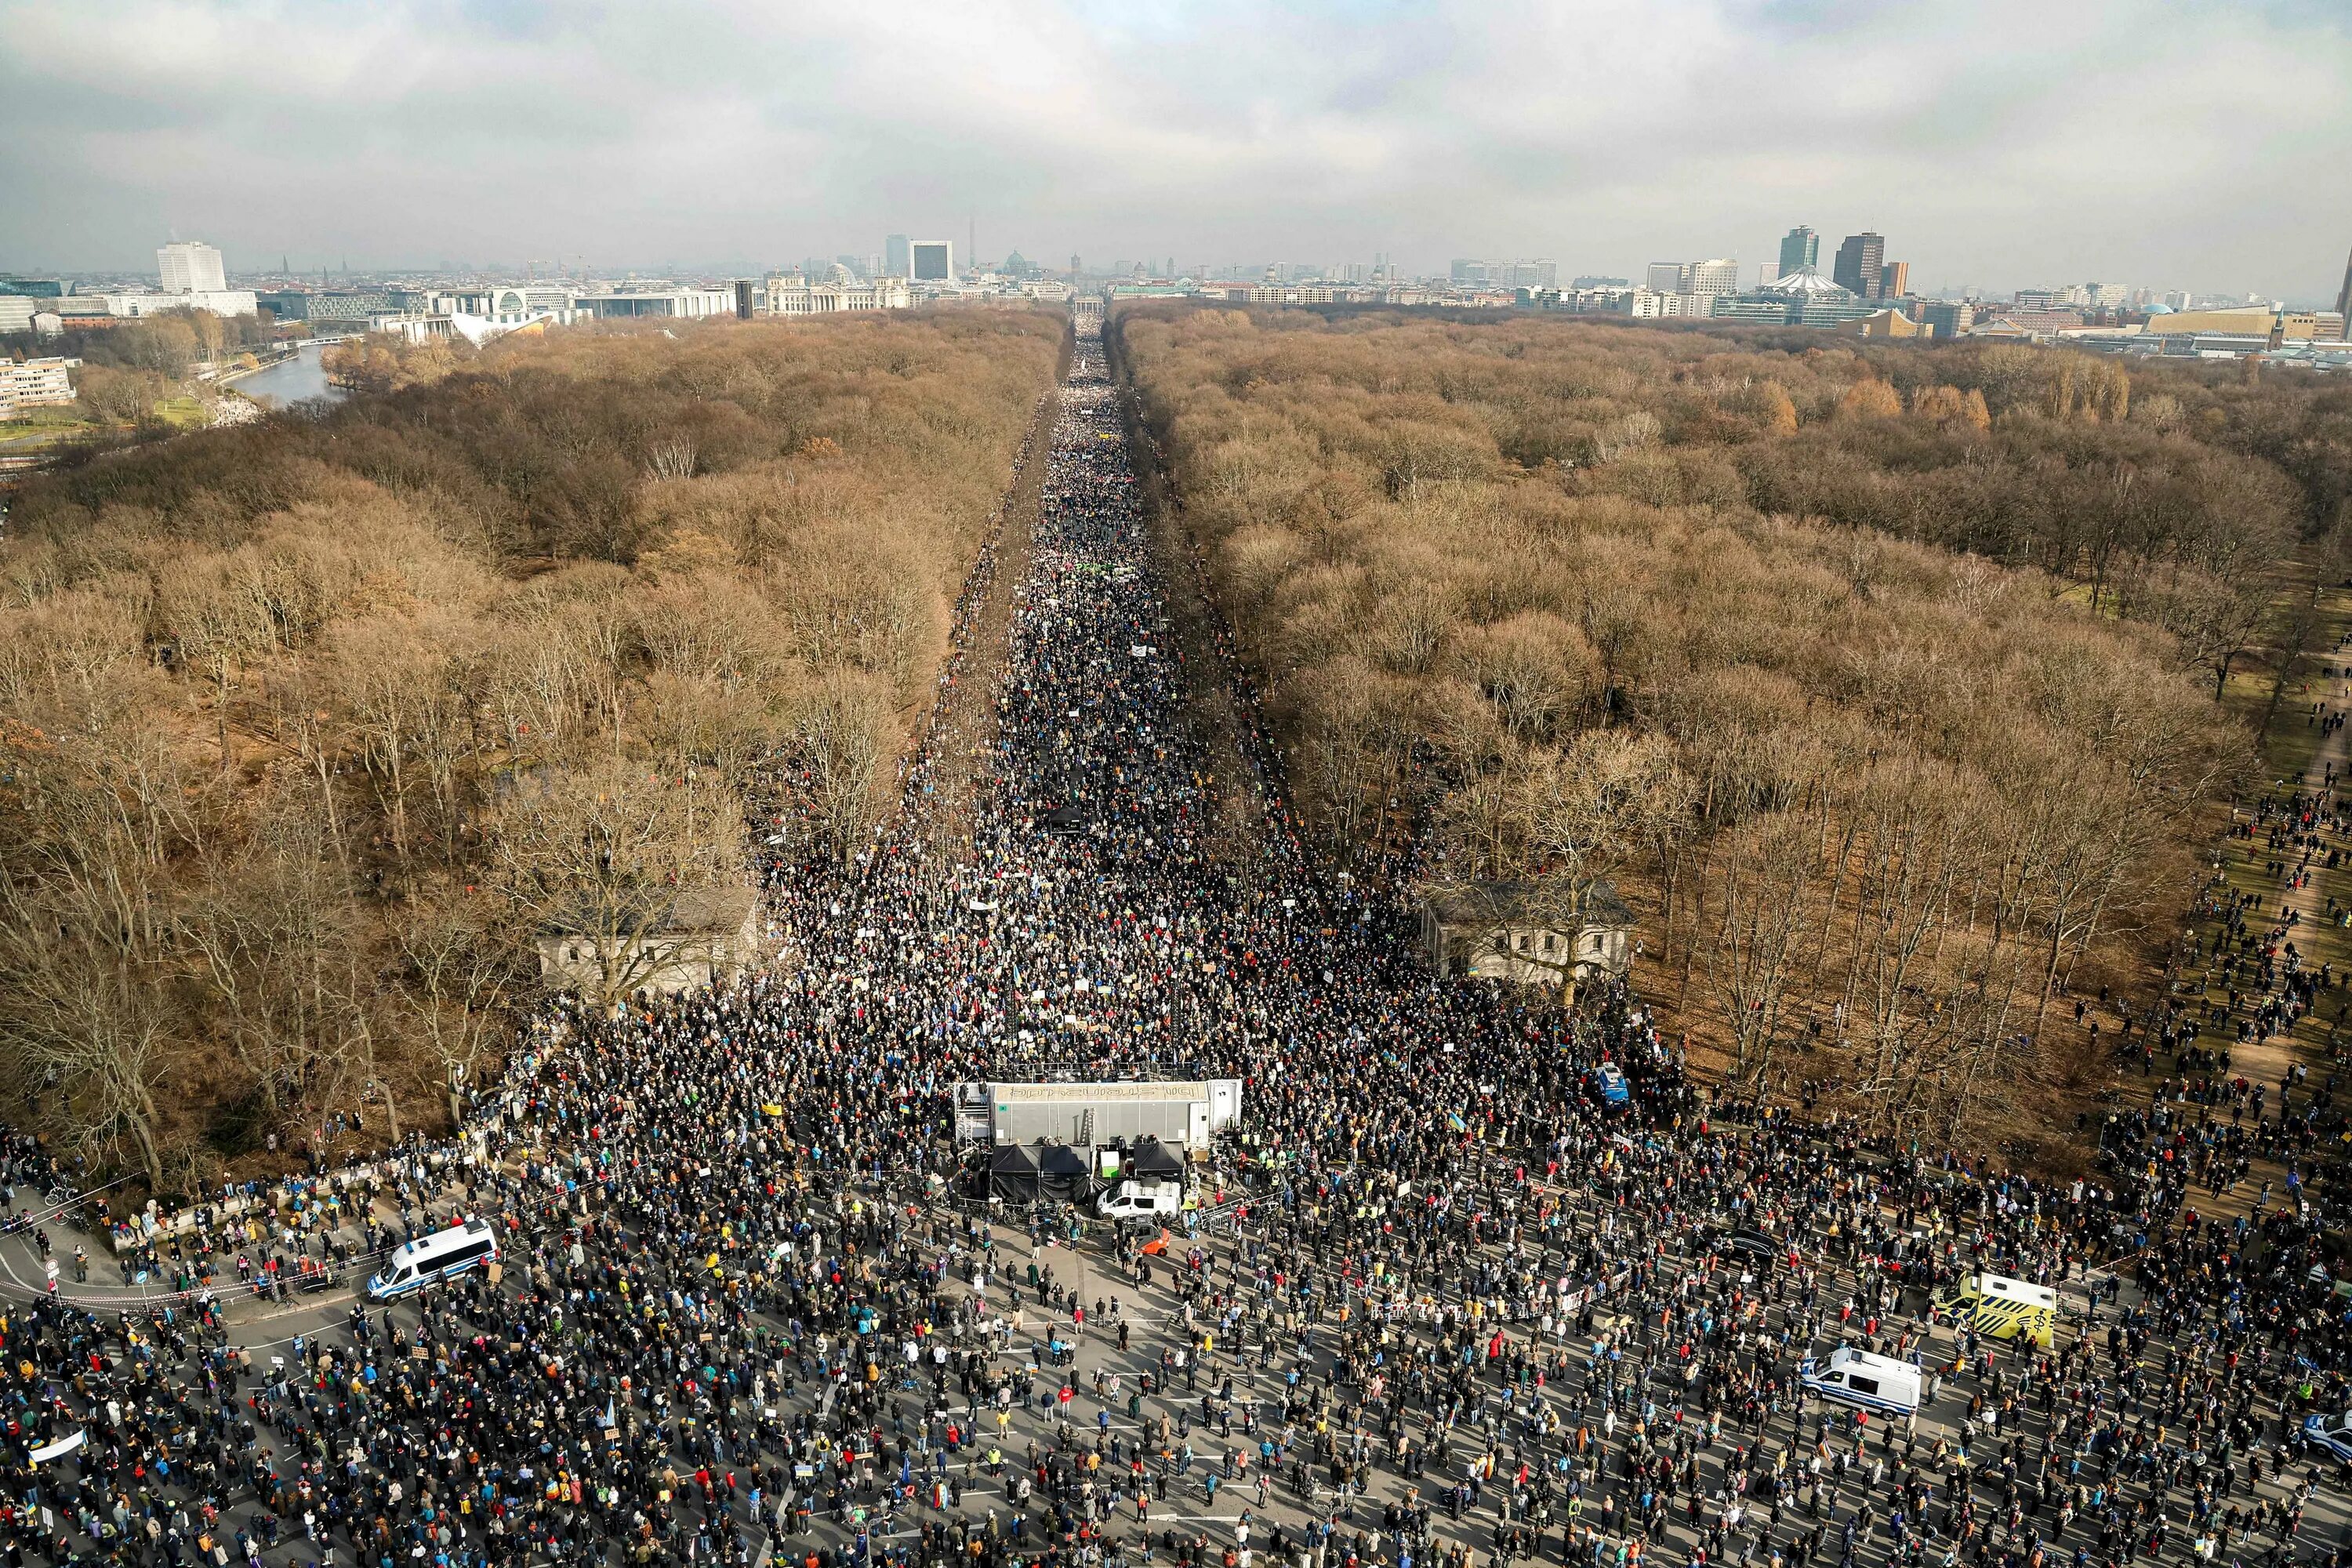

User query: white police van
[365,1219,500,1301]
[1800,1346,1921,1418]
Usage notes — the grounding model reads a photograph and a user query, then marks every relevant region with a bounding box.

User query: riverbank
[220,340,346,406]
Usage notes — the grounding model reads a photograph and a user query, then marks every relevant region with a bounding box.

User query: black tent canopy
[1126,1138,1183,1179]
[1034,1142,1093,1202]
[987,1143,1040,1203]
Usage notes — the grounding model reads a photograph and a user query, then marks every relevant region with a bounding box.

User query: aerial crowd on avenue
[0,324,2345,1568]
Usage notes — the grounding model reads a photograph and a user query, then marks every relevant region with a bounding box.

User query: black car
[1722,1225,1785,1269]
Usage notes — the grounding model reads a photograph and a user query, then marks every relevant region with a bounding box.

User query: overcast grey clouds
[3,0,2347,297]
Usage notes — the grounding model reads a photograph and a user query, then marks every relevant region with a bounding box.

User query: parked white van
[365,1219,500,1301]
[1800,1346,1921,1417]
[1096,1178,1187,1224]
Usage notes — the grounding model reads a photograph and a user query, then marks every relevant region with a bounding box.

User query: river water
[232,343,346,408]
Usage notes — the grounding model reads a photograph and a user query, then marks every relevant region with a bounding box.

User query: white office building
[569,288,735,321]
[1686,258,1740,294]
[103,290,258,318]
[1629,289,1719,319]
[158,241,228,295]
[488,285,578,322]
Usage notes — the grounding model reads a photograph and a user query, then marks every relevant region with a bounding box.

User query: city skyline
[3,0,2348,302]
[2,234,2321,317]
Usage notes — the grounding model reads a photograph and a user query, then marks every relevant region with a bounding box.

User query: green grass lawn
[0,403,95,449]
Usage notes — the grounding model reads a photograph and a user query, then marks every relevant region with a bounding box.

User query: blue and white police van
[365,1219,500,1301]
[2301,1412,2352,1464]
[1800,1347,1922,1418]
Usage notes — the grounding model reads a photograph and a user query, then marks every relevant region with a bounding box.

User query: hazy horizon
[5,0,2348,303]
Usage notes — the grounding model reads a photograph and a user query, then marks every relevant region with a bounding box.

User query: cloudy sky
[4,0,2348,299]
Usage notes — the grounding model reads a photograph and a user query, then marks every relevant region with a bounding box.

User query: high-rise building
[1686,258,1740,295]
[2336,245,2352,323]
[885,234,910,278]
[1778,227,1820,277]
[1646,262,1688,293]
[909,240,953,282]
[158,240,227,295]
[1878,260,1911,299]
[1833,233,1886,299]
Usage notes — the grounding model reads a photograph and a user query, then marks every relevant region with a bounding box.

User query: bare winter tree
[1704,811,1820,1090]
[488,760,744,1011]
[790,672,892,863]
[0,906,173,1189]
[390,885,528,1121]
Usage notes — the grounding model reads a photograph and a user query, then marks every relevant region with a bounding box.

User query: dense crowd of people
[1,323,2349,1568]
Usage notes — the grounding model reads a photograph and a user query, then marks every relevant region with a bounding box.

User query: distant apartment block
[1643,259,1737,295]
[0,356,80,419]
[1630,289,1716,319]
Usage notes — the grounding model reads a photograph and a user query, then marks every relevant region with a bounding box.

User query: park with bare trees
[1113,305,2352,1150]
[0,309,1064,1190]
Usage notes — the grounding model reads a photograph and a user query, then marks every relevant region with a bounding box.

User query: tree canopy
[1116,305,2267,1147]
[0,309,1065,1190]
